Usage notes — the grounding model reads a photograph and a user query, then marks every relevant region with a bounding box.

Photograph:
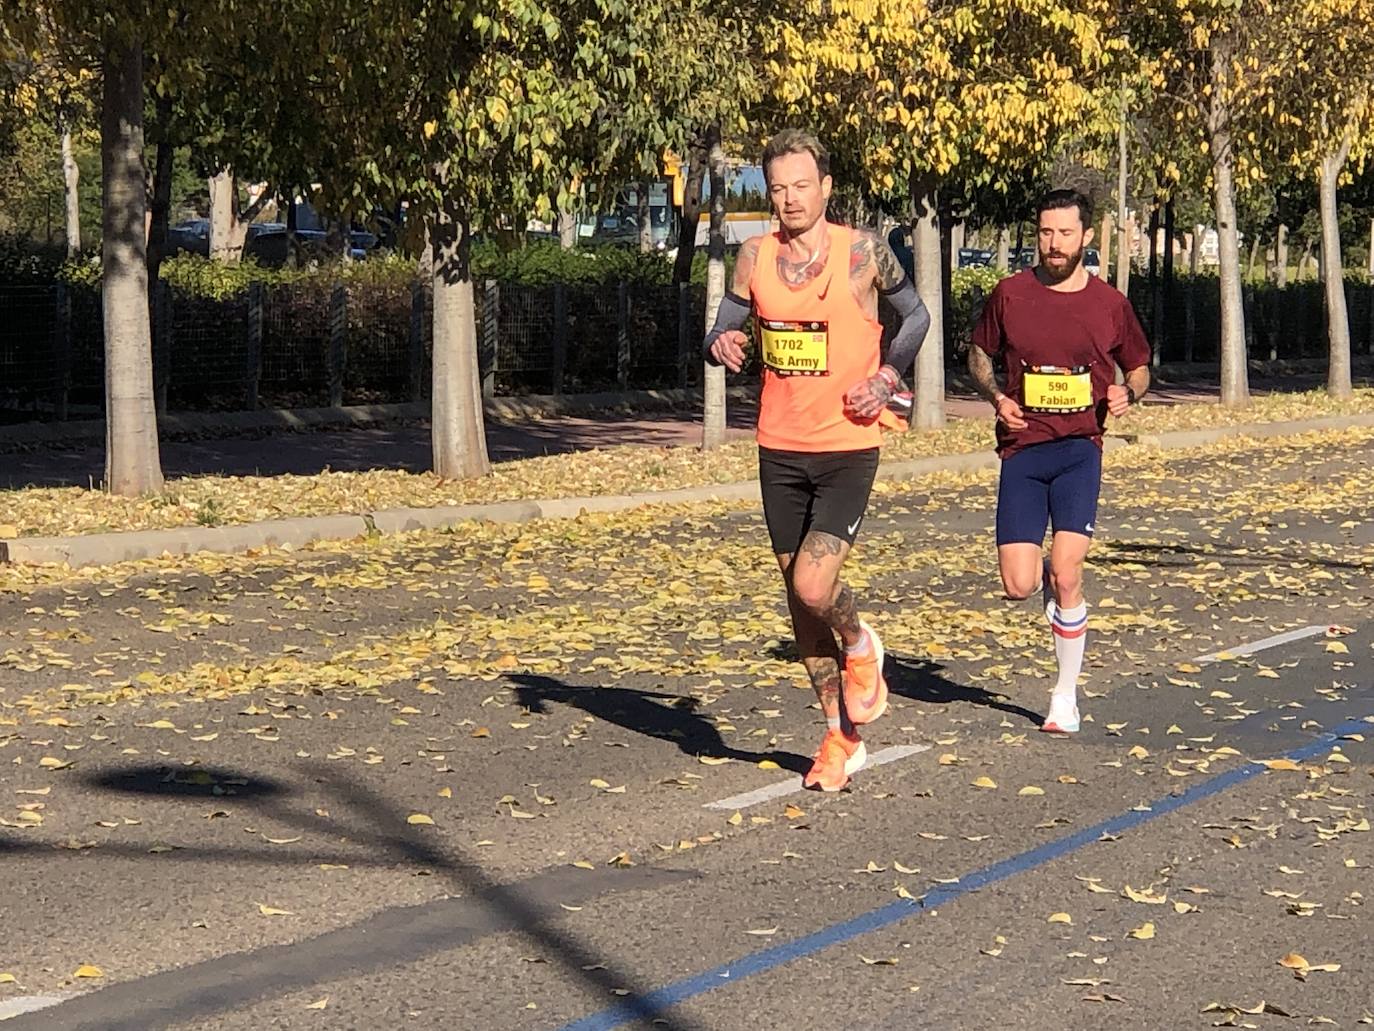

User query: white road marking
[1192,625,1329,665]
[704,744,932,811]
[0,994,75,1021]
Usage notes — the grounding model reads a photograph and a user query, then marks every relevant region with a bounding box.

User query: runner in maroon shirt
[968,189,1151,734]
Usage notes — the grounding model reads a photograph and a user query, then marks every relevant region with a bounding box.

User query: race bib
[760,319,829,376]
[1022,364,1093,413]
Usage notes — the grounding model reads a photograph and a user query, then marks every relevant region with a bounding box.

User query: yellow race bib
[1022,364,1093,414]
[760,319,829,377]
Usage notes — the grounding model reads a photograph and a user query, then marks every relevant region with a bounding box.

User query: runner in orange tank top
[703,129,931,792]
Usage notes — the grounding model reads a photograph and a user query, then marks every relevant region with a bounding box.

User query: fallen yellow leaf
[1048,912,1073,925]
[1259,758,1303,771]
[407,813,435,826]
[971,776,998,789]
[1127,922,1156,940]
[72,964,103,978]
[1018,785,1045,796]
[257,904,293,916]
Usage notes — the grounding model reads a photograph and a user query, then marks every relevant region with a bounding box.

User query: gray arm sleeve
[702,290,753,365]
[880,279,931,379]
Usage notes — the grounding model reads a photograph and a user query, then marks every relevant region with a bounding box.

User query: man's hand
[709,330,747,373]
[844,367,899,422]
[994,393,1028,430]
[1106,383,1131,418]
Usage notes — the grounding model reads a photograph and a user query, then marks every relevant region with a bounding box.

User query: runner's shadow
[885,654,1044,728]
[509,673,811,774]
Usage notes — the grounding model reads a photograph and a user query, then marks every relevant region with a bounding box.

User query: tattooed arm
[844,230,931,421]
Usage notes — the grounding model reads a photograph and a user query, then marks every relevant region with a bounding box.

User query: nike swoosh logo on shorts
[847,518,861,536]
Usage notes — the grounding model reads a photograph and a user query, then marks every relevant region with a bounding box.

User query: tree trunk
[638,181,653,254]
[910,177,945,430]
[1320,139,1354,398]
[146,94,174,283]
[1148,201,1162,364]
[949,218,965,274]
[995,226,1010,271]
[702,125,728,449]
[101,29,163,495]
[672,139,707,285]
[1098,211,1113,281]
[1367,217,1374,277]
[1275,223,1289,286]
[1245,236,1260,280]
[61,128,81,257]
[286,195,301,268]
[1298,240,1314,281]
[558,210,577,249]
[208,170,250,262]
[1186,225,1201,362]
[1115,98,1130,293]
[1209,41,1250,407]
[430,189,490,479]
[1162,198,1175,359]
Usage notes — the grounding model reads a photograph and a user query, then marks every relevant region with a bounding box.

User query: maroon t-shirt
[971,269,1151,458]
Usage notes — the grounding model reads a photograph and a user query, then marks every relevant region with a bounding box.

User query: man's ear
[821,174,833,202]
[1083,226,1095,248]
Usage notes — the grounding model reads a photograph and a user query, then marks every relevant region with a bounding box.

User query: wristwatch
[1125,386,1138,406]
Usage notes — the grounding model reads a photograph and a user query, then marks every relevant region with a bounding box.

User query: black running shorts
[758,446,880,555]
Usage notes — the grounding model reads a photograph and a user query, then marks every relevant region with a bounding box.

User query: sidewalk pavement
[2,379,1246,491]
[6,408,1374,568]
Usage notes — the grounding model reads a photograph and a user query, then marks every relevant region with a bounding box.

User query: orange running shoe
[803,727,867,792]
[842,621,889,725]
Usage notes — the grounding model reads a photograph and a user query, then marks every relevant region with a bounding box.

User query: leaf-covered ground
[3,387,1373,541]
[0,425,1370,1030]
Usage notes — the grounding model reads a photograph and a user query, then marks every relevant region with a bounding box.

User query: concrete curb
[0,388,758,450]
[3,413,1371,569]
[1114,412,1374,449]
[0,514,370,567]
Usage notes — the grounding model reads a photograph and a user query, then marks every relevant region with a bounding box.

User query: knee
[790,575,834,615]
[1048,564,1082,599]
[1001,572,1039,601]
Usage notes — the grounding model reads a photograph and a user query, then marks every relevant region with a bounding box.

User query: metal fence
[3,274,1371,423]
[0,278,710,422]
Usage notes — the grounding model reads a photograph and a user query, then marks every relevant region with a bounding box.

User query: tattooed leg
[788,531,864,649]
[778,550,847,726]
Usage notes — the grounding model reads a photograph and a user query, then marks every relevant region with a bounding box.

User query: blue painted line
[558,714,1371,1031]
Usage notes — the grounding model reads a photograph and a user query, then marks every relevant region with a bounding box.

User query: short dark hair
[1038,189,1092,229]
[762,129,830,182]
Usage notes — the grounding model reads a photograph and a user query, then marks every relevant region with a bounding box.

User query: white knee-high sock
[1051,601,1088,700]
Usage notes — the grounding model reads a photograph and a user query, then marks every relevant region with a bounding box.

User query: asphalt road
[1,426,1372,1030]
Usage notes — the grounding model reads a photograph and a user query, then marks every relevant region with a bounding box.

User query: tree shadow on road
[0,761,705,1031]
[509,673,811,774]
[1096,539,1372,573]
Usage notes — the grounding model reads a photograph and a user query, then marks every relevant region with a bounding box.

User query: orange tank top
[751,223,884,453]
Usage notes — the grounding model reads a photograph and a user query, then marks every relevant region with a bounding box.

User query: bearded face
[1037,206,1091,284]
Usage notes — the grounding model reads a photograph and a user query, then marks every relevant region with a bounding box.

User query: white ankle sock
[844,631,872,658]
